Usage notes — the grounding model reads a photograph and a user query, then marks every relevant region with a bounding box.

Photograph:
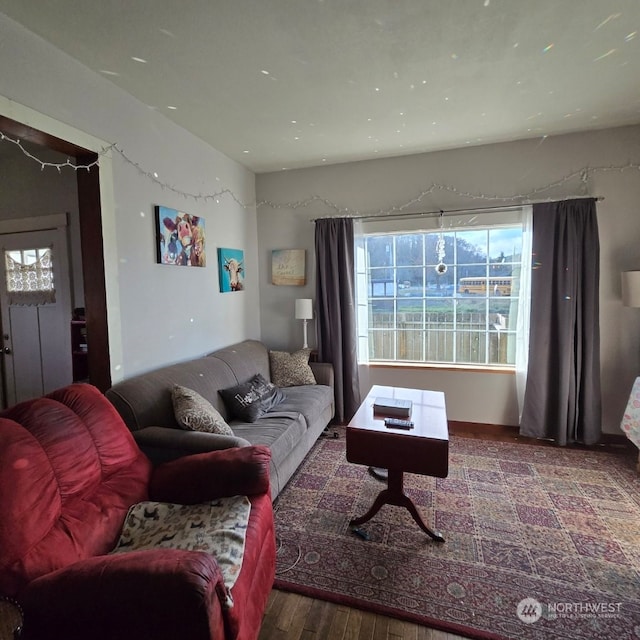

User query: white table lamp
[295,298,313,349]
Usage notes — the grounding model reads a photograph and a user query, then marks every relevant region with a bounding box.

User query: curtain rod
[312,195,604,223]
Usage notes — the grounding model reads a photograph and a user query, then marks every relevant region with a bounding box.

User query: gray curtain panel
[314,217,361,423]
[520,198,601,445]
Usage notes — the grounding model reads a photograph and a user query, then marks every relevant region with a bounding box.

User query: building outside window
[357,215,527,368]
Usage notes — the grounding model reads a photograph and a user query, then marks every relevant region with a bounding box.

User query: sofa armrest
[310,361,334,388]
[135,426,250,453]
[149,445,272,504]
[21,550,226,640]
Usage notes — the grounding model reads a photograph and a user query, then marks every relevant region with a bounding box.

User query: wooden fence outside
[368,312,511,364]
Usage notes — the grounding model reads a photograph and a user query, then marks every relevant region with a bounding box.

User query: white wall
[256,125,640,434]
[0,15,260,381]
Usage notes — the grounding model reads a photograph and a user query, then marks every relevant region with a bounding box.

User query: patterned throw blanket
[111,496,252,607]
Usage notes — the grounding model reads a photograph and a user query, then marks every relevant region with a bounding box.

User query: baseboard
[448,420,633,451]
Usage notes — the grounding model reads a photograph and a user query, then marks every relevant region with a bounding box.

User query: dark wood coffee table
[346,385,449,541]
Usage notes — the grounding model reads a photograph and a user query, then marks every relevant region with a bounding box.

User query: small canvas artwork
[272,249,306,286]
[218,248,245,292]
[155,205,206,267]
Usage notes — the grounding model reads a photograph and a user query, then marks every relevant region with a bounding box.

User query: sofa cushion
[269,349,317,387]
[220,374,284,423]
[277,385,334,430]
[230,412,306,472]
[172,385,233,436]
[207,340,271,387]
[106,357,239,430]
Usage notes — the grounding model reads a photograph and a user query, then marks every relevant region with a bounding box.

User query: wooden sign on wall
[272,249,306,286]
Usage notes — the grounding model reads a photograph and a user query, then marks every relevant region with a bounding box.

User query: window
[359,223,525,367]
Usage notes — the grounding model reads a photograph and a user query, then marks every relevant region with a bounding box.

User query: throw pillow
[172,385,234,436]
[219,373,284,423]
[269,349,317,387]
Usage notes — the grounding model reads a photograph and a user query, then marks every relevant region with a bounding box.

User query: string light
[2,129,639,216]
[257,163,640,217]
[0,131,111,172]
[0,131,253,208]
[113,144,252,208]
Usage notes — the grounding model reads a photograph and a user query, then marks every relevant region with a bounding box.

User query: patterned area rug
[273,429,640,639]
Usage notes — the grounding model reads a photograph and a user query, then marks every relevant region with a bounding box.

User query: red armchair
[0,384,275,640]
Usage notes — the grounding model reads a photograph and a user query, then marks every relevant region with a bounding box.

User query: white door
[0,228,72,407]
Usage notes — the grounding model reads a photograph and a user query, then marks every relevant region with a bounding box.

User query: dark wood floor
[258,422,633,640]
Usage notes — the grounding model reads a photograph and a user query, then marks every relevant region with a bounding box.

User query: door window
[4,247,56,306]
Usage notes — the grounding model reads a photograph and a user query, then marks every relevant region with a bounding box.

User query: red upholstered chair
[0,384,275,640]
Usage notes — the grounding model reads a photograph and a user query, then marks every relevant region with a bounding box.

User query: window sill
[365,361,515,374]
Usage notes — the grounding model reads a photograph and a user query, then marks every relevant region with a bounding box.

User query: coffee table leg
[350,470,445,542]
[350,491,389,528]
[399,494,445,542]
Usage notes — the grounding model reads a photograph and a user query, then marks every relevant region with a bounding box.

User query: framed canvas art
[271,249,306,285]
[218,248,245,292]
[155,205,206,267]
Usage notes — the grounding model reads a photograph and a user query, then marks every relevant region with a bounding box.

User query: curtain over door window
[5,247,56,306]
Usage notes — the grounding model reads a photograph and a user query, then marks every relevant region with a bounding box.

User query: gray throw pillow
[219,373,284,423]
[172,384,234,436]
[269,349,317,387]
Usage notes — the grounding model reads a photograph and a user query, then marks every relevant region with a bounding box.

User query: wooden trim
[449,420,633,451]
[449,420,519,434]
[0,115,88,156]
[0,213,68,235]
[76,157,111,392]
[366,362,515,374]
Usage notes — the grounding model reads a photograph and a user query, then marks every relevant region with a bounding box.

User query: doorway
[0,115,111,407]
[0,228,72,405]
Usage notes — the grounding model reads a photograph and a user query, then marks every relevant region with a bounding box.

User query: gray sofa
[105,339,335,500]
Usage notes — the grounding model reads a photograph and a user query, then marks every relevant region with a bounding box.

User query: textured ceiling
[1,0,639,173]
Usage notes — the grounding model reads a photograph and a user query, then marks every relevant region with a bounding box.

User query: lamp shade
[622,271,640,308]
[295,298,313,320]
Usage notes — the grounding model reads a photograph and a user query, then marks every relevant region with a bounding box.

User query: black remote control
[351,527,370,540]
[384,417,414,429]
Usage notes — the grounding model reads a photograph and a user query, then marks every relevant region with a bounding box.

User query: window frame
[4,246,57,306]
[359,223,524,369]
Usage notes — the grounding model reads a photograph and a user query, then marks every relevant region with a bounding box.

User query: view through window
[362,225,524,366]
